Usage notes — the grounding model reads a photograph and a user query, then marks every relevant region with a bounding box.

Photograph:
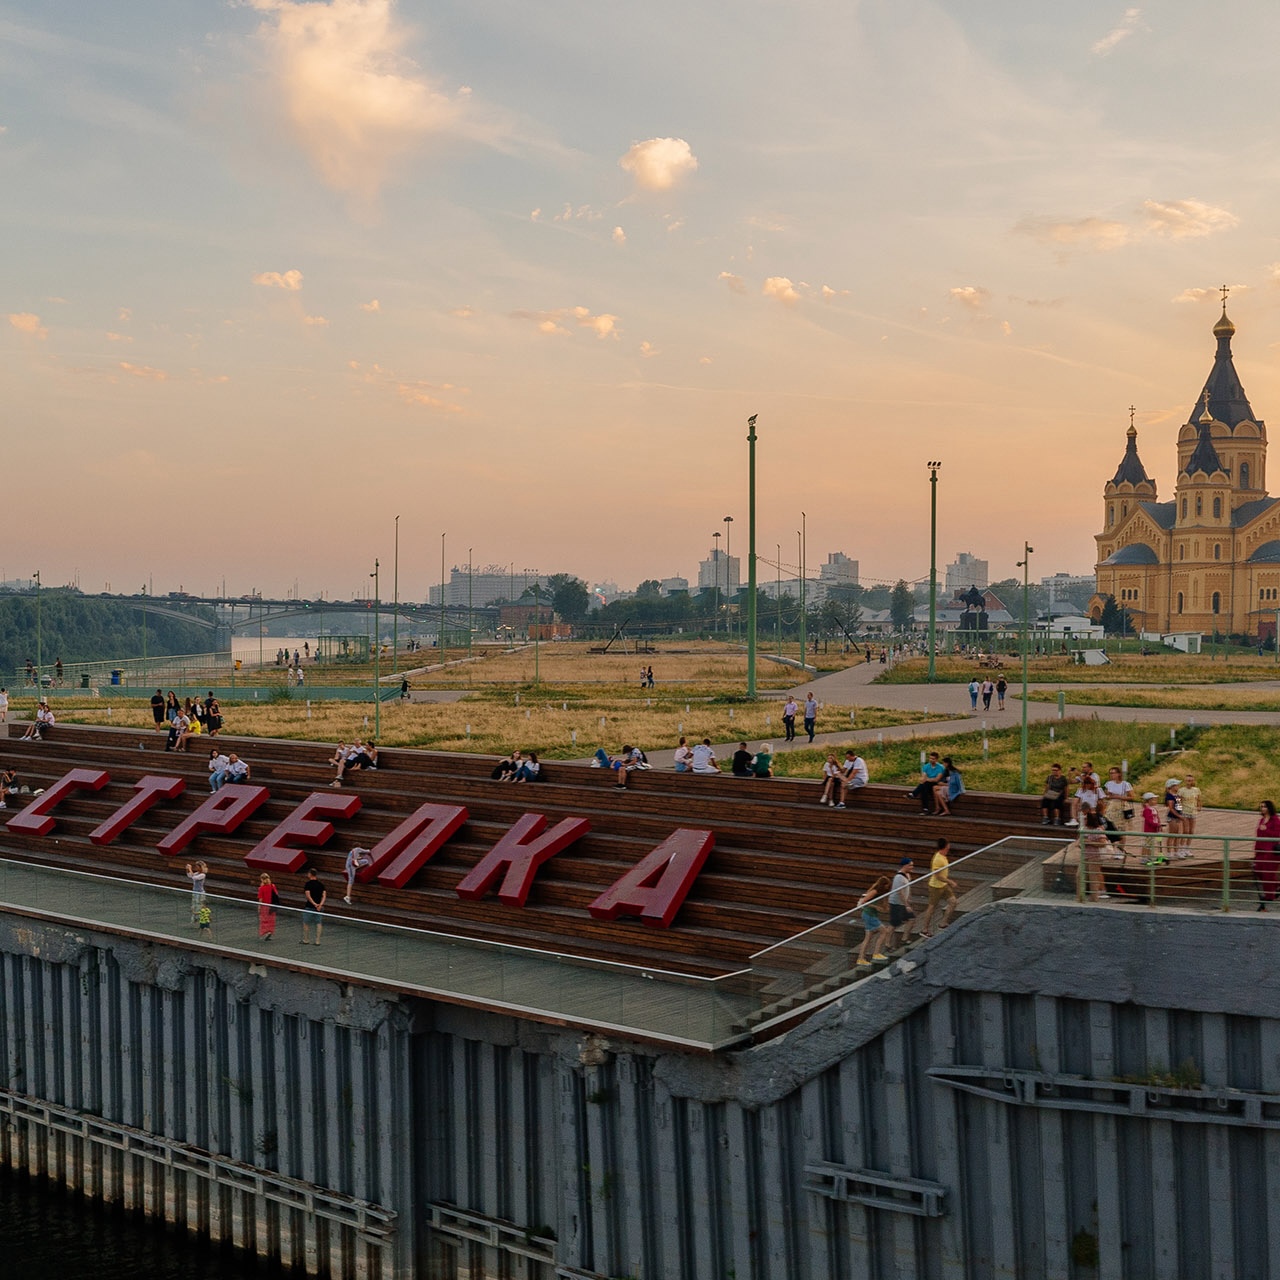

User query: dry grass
[42,691,957,758]
[879,652,1280,686]
[1026,686,1280,712]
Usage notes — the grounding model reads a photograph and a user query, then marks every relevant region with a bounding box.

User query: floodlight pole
[468,548,474,660]
[723,514,734,643]
[927,461,941,682]
[712,531,721,636]
[799,513,807,669]
[746,414,758,698]
[1018,542,1034,792]
[33,570,41,687]
[440,533,446,666]
[392,515,400,669]
[371,558,381,741]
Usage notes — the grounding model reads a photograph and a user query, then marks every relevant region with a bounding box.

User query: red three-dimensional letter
[455,813,590,907]
[588,828,714,928]
[245,792,363,873]
[89,775,186,845]
[156,785,271,857]
[370,803,468,888]
[6,768,110,836]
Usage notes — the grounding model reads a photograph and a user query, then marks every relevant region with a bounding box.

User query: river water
[0,1167,292,1278]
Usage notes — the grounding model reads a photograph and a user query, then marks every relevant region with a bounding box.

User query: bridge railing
[11,651,233,692]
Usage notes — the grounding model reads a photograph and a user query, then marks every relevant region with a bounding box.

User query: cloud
[397,381,465,412]
[510,306,619,339]
[612,226,626,246]
[8,313,47,339]
[820,285,849,300]
[762,276,801,307]
[1174,285,1248,303]
[1139,199,1237,239]
[359,298,380,312]
[302,314,329,326]
[250,0,462,201]
[1092,8,1143,56]
[105,331,133,343]
[119,361,167,381]
[118,307,131,322]
[949,285,990,311]
[449,305,474,319]
[530,208,541,220]
[698,356,712,365]
[1000,320,1013,336]
[553,203,603,222]
[618,137,698,192]
[638,341,658,358]
[1016,215,1131,251]
[718,271,746,294]
[253,269,304,290]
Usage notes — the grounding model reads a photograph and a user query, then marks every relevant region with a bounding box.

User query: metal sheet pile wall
[0,917,414,1279]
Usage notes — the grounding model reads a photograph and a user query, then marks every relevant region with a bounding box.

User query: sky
[6,1,1280,602]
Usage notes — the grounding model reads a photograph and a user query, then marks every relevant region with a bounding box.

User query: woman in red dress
[1253,801,1280,910]
[257,872,279,939]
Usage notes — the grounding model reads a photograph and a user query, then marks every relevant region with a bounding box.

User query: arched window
[1121,502,1128,519]
[1177,592,1184,614]
[1214,544,1221,561]
[1213,496,1222,519]
[1181,498,1188,520]
[1108,504,1114,527]
[1196,496,1203,517]
[1212,591,1221,614]
[1242,462,1251,489]
[1179,545,1185,561]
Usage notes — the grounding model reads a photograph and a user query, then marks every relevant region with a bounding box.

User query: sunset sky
[6,1,1280,601]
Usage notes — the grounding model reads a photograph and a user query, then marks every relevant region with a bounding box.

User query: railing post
[1222,838,1231,912]
[1148,860,1157,908]
[1077,833,1086,903]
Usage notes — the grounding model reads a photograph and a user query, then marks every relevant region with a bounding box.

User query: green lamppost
[141,583,147,685]
[927,461,941,681]
[712,531,721,636]
[723,514,734,643]
[533,579,541,686]
[392,515,399,669]
[440,533,446,666]
[1017,542,1034,792]
[468,548,474,660]
[32,570,41,689]
[746,413,758,698]
[371,558,381,742]
[799,513,807,670]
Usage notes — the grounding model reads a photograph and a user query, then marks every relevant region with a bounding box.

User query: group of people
[855,840,959,964]
[907,752,965,816]
[966,676,1008,712]
[818,749,869,807]
[152,689,224,747]
[18,697,55,741]
[781,693,820,743]
[638,665,655,688]
[207,750,251,791]
[329,740,378,786]
[492,749,542,782]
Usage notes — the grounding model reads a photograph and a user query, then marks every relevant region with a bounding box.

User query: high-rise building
[944,552,988,596]
[696,548,740,595]
[818,552,859,587]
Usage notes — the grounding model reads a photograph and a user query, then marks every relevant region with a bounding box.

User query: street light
[468,548,474,660]
[776,542,782,658]
[927,462,942,681]
[392,515,400,668]
[440,533,446,666]
[1017,542,1034,792]
[712,531,721,636]
[746,414,758,698]
[723,515,734,642]
[371,559,381,741]
[799,512,807,669]
[32,570,40,688]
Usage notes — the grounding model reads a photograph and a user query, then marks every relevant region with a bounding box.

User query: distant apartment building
[1041,572,1096,610]
[944,552,988,596]
[429,566,544,607]
[659,577,689,596]
[818,552,859,588]
[696,548,740,596]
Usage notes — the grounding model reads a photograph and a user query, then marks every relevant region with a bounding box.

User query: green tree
[634,579,663,600]
[545,574,590,622]
[1098,594,1132,636]
[890,580,914,631]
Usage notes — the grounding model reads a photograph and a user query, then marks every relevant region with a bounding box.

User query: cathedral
[1091,301,1280,640]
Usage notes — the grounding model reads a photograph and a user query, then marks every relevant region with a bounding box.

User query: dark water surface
[0,1167,293,1279]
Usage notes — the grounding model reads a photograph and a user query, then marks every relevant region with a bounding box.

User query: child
[855,877,892,966]
[1141,792,1164,865]
[196,901,213,939]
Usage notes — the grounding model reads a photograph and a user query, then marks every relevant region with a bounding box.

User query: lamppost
[141,583,147,685]
[371,559,381,742]
[776,542,782,657]
[799,512,807,669]
[746,414,758,697]
[927,462,942,681]
[440,533,446,665]
[712,531,721,636]
[468,548,474,660]
[392,515,400,668]
[533,579,541,686]
[32,570,40,688]
[723,514,734,643]
[1017,542,1034,792]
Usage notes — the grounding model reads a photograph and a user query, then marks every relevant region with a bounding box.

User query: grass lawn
[39,691,961,759]
[769,719,1280,809]
[877,652,1280,686]
[1026,686,1280,712]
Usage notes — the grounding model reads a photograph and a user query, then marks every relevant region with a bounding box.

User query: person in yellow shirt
[919,838,959,936]
[1180,773,1202,851]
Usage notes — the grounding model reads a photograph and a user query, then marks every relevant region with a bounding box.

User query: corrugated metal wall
[1,904,1278,1279]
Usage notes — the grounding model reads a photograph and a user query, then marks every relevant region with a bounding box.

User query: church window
[1177,592,1184,614]
[1181,498,1187,520]
[1213,496,1222,519]
[1214,544,1221,561]
[1179,545,1185,561]
[1242,462,1251,489]
[1212,592,1221,614]
[1196,496,1203,517]
[1121,502,1128,519]
[1108,504,1114,527]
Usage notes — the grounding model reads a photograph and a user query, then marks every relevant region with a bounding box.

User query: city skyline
[6,2,1280,597]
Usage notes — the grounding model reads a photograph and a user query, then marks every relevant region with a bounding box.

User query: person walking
[855,877,892,966]
[889,857,916,947]
[967,678,979,712]
[1253,800,1280,911]
[995,676,1008,710]
[782,696,798,742]
[1164,778,1187,857]
[803,692,818,743]
[301,867,327,945]
[257,872,279,940]
[980,679,994,711]
[918,839,959,935]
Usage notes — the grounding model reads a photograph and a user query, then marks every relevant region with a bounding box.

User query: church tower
[1102,408,1156,536]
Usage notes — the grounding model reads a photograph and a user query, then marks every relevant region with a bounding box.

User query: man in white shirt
[691,740,720,773]
[889,857,916,946]
[839,750,869,804]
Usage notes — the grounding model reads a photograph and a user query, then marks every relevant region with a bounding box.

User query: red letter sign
[370,803,468,889]
[6,768,110,837]
[89,775,186,845]
[156,785,271,857]
[245,792,362,873]
[455,812,590,907]
[588,828,714,928]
